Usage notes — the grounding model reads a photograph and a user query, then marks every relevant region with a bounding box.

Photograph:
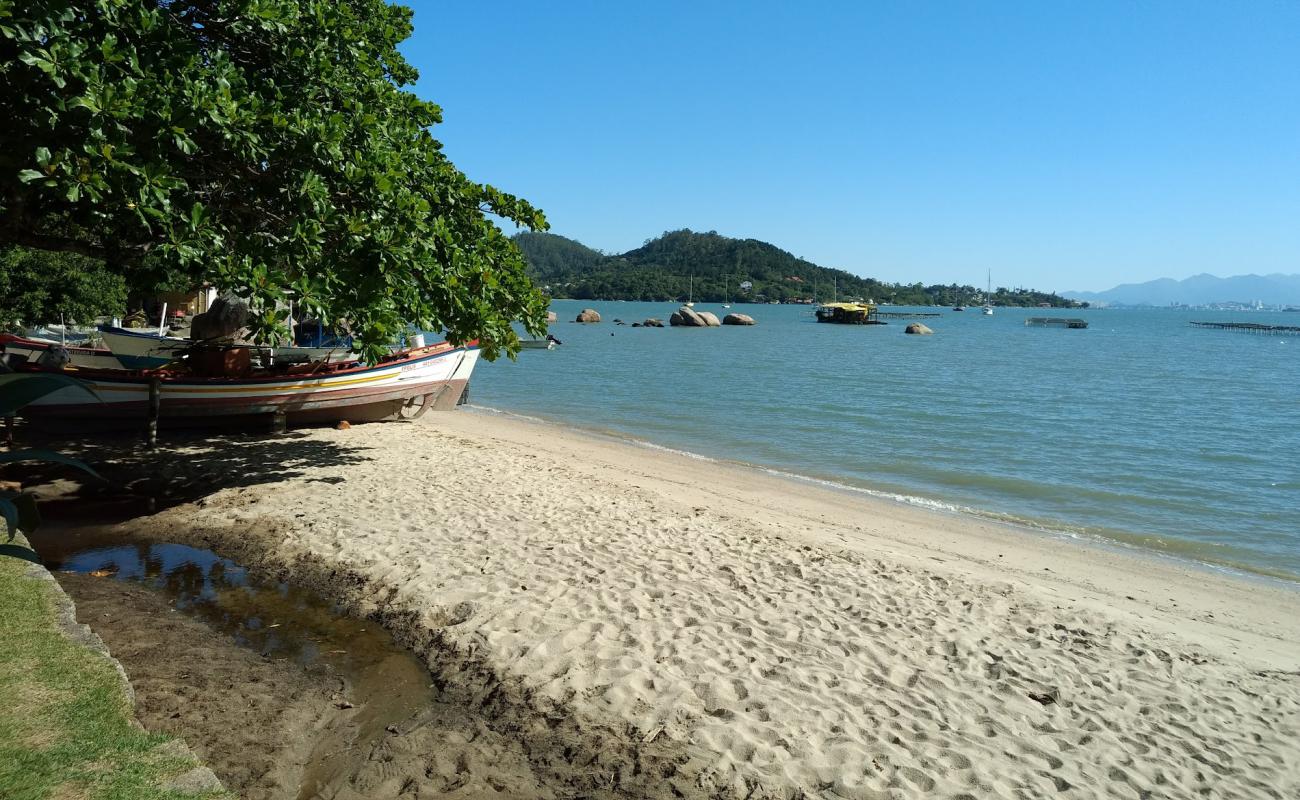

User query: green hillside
[514,229,1085,307]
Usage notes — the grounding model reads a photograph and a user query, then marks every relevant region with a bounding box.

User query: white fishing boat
[0,334,122,370]
[99,325,360,369]
[98,325,190,368]
[519,338,557,350]
[19,340,479,429]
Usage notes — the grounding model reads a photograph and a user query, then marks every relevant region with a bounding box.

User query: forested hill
[514,230,1084,307]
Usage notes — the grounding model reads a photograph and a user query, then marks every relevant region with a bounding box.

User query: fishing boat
[18,340,479,429]
[99,325,360,369]
[1,334,123,370]
[814,302,885,325]
[97,325,191,368]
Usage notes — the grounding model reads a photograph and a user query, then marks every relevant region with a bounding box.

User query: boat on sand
[99,325,359,369]
[0,334,122,370]
[18,340,478,430]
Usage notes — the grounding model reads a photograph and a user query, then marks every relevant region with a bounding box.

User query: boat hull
[20,342,478,430]
[98,326,188,369]
[0,335,123,370]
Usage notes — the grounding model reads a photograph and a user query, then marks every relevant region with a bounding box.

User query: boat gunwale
[98,324,190,343]
[0,333,112,357]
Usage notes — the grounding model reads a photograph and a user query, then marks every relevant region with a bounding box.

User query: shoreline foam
[468,404,1300,587]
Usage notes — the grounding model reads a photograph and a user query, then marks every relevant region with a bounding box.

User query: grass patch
[0,539,230,800]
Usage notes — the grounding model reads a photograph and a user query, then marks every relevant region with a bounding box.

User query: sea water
[471,301,1300,580]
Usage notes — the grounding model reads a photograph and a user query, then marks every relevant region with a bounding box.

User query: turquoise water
[471,301,1299,580]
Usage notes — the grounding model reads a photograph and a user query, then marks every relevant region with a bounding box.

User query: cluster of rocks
[904,323,934,335]
[574,306,756,328]
[669,307,719,327]
[671,307,756,326]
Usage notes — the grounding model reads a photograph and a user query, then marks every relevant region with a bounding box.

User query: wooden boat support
[1025,317,1089,329]
[19,340,479,432]
[1190,321,1300,335]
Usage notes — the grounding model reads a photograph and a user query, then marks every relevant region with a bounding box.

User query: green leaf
[17,169,44,183]
[0,450,104,482]
[0,373,101,416]
[0,497,18,539]
[0,492,41,538]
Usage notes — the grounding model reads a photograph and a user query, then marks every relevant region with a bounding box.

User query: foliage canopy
[0,246,126,329]
[0,0,548,361]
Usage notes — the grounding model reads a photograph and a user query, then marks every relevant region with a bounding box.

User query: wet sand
[33,412,1300,798]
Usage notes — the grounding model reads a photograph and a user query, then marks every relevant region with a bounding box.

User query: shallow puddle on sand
[30,525,436,799]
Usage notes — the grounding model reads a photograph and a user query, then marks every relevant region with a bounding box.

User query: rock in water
[191,296,250,341]
[643,318,665,327]
[575,308,601,323]
[722,313,756,326]
[698,311,722,327]
[669,306,707,327]
[905,323,934,335]
[546,311,558,323]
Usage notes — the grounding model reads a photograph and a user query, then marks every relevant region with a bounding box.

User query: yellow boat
[814,302,884,325]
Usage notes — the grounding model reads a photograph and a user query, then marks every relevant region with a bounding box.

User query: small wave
[463,404,551,425]
[625,438,719,462]
[753,467,1094,537]
[757,466,974,514]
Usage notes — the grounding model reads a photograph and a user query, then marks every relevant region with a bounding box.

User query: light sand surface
[152,411,1300,798]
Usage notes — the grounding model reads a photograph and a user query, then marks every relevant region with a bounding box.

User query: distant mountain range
[516,230,1082,307]
[1065,273,1300,307]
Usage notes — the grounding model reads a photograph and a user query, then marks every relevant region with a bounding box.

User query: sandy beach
[126,410,1300,799]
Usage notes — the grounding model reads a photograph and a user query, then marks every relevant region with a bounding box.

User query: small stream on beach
[29,520,438,799]
[12,492,705,800]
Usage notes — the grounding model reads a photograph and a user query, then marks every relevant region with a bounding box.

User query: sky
[399,1,1300,292]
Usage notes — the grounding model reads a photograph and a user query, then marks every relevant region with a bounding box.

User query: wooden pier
[1191,321,1300,335]
[876,312,942,318]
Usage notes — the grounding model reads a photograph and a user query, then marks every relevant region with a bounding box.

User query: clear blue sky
[400,1,1300,292]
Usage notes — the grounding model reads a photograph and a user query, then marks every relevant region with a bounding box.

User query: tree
[0,246,127,329]
[0,1,548,361]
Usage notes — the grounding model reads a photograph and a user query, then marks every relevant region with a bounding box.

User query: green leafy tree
[0,246,127,329]
[516,230,1086,308]
[0,1,547,361]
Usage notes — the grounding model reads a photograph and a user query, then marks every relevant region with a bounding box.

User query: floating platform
[1191,321,1300,335]
[1025,317,1089,329]
[815,303,886,325]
